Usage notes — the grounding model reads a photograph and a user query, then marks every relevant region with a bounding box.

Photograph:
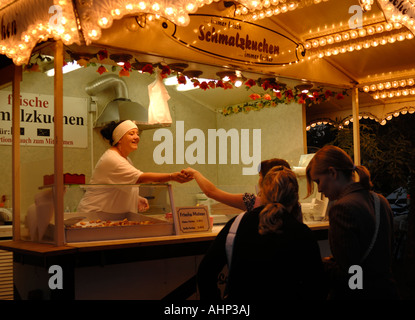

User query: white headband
[112,120,138,145]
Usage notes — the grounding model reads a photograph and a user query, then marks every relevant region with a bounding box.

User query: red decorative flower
[208,80,216,89]
[141,64,154,74]
[177,74,187,84]
[263,93,272,100]
[262,80,273,90]
[249,93,261,100]
[274,91,282,99]
[216,80,225,88]
[199,81,209,90]
[245,79,256,88]
[325,90,333,99]
[123,62,132,71]
[224,82,233,89]
[336,92,345,100]
[160,65,171,79]
[285,89,294,99]
[119,68,130,77]
[192,79,200,87]
[97,65,108,75]
[97,49,108,61]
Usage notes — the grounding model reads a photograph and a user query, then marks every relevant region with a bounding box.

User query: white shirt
[77,149,143,214]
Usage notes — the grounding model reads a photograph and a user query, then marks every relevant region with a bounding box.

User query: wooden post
[54,40,65,246]
[302,104,308,154]
[12,65,22,241]
[352,87,360,165]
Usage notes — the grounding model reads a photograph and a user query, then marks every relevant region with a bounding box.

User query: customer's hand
[172,171,193,183]
[181,167,198,178]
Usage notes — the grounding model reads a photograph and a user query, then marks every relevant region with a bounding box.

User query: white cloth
[148,72,172,125]
[112,120,138,145]
[77,149,143,214]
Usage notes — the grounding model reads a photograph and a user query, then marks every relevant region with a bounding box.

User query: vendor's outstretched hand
[172,171,193,183]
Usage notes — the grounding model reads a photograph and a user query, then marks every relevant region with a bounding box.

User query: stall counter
[0,222,328,300]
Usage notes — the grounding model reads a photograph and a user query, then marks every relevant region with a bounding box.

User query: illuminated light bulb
[410,89,415,95]
[397,34,406,41]
[371,39,379,47]
[318,52,324,58]
[350,30,358,38]
[358,29,366,37]
[177,13,189,26]
[152,3,160,12]
[347,45,354,52]
[363,41,371,48]
[388,92,394,98]
[363,86,370,92]
[342,32,350,41]
[370,84,377,91]
[376,24,384,32]
[111,9,121,16]
[380,120,387,125]
[400,80,406,87]
[395,91,401,97]
[407,79,414,86]
[340,47,347,53]
[326,36,334,44]
[388,36,396,43]
[386,114,393,120]
[355,43,362,50]
[385,23,393,31]
[304,42,311,49]
[392,80,399,87]
[332,48,339,55]
[407,33,414,40]
[367,26,375,35]
[325,50,332,56]
[402,89,409,96]
[98,17,109,27]
[377,83,384,90]
[312,40,319,47]
[319,38,326,46]
[165,7,175,16]
[373,93,379,99]
[334,34,342,42]
[381,92,387,98]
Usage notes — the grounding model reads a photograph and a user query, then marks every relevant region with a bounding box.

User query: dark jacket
[325,183,399,299]
[197,205,327,300]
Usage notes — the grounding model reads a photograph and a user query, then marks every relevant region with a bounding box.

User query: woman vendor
[77,120,192,214]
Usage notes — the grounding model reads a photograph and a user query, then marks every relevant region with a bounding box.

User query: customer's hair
[100,121,123,146]
[305,145,372,197]
[258,158,291,177]
[258,166,301,235]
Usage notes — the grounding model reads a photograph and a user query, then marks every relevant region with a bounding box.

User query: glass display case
[24,183,179,243]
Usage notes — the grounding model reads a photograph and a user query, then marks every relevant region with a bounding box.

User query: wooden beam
[12,65,22,241]
[54,40,65,246]
[352,87,361,165]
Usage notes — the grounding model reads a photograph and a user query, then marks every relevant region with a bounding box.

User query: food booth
[0,0,414,300]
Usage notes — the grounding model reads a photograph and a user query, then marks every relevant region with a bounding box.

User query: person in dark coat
[197,166,327,300]
[306,145,400,299]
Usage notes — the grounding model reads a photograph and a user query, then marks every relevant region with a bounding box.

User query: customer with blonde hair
[197,166,326,300]
[306,145,399,299]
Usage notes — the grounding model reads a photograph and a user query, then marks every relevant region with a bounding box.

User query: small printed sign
[175,206,211,234]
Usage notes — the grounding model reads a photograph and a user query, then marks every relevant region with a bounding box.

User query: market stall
[1,0,415,300]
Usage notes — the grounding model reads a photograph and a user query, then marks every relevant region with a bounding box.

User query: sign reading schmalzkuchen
[162,14,303,66]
